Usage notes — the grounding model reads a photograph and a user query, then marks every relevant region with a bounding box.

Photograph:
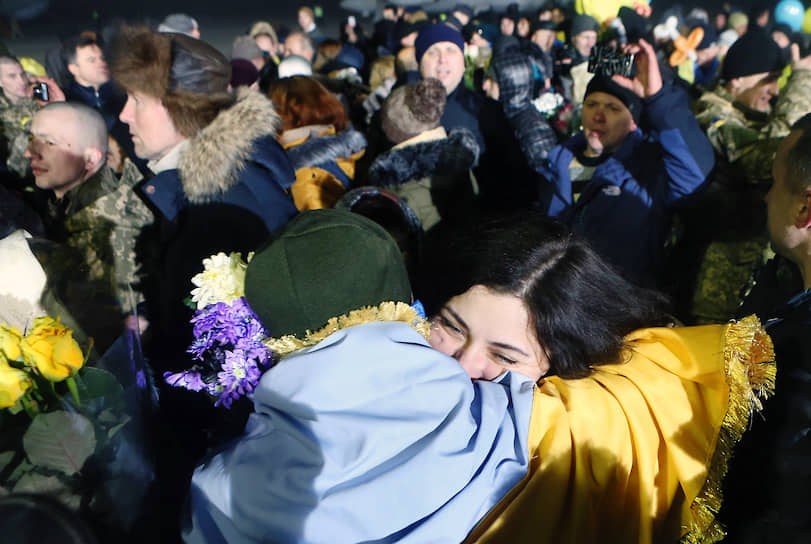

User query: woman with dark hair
[422,215,774,542]
[268,75,366,210]
[426,214,670,380]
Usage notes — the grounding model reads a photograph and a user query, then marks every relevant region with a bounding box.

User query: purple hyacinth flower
[164,369,208,392]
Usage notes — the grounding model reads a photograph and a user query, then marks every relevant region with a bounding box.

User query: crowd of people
[0,1,810,542]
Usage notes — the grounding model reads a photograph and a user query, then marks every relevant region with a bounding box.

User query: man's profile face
[69,44,109,89]
[24,109,87,197]
[0,61,29,102]
[581,91,637,156]
[767,130,805,259]
[419,41,465,94]
[119,91,184,162]
[734,72,780,113]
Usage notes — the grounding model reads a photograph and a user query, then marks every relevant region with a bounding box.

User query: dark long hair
[422,214,671,378]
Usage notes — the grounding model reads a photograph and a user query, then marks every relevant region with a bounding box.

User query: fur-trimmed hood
[286,129,367,171]
[179,88,283,203]
[367,128,479,188]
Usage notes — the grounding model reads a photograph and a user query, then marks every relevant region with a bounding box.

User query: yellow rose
[0,360,32,408]
[20,317,85,381]
[0,324,22,361]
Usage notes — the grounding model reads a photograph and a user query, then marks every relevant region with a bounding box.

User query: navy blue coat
[538,84,714,287]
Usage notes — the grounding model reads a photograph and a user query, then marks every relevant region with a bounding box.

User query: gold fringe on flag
[681,314,776,543]
[263,301,431,358]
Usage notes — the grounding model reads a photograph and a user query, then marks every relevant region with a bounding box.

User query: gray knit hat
[231,35,263,61]
[381,78,446,144]
[158,13,198,36]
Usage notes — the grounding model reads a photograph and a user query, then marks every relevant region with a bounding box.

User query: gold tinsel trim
[680,314,776,544]
[263,301,431,358]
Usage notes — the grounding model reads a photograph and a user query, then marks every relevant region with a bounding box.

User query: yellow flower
[0,324,22,361]
[0,359,32,408]
[20,317,85,381]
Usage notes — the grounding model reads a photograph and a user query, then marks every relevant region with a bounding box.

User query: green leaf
[23,411,96,476]
[107,414,131,439]
[8,459,33,482]
[76,367,123,399]
[0,451,14,473]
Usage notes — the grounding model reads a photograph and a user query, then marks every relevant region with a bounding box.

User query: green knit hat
[245,209,412,339]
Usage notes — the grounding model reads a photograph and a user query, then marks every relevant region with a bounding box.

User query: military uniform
[674,69,811,324]
[47,164,153,319]
[0,91,37,179]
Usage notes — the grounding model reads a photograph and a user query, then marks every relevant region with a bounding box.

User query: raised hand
[611,38,663,99]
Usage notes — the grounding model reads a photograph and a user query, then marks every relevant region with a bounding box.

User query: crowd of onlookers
[1,1,811,542]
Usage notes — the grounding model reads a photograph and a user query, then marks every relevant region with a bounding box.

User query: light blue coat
[184,321,535,543]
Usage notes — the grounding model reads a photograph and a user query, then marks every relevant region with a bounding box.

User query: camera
[32,82,49,101]
[587,46,635,78]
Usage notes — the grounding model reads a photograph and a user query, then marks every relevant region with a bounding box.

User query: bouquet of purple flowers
[164,252,273,408]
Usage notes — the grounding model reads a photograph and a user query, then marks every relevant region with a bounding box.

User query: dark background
[2,0,770,60]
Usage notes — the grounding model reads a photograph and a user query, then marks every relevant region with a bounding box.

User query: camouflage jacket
[47,164,152,315]
[693,68,811,185]
[677,69,811,324]
[0,92,37,178]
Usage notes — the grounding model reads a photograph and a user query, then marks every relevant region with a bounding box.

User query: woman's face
[429,285,549,381]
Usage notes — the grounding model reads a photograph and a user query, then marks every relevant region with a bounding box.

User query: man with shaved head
[24,102,153,337]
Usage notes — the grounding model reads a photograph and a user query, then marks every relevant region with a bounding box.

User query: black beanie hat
[585,75,643,123]
[415,23,466,64]
[721,28,784,81]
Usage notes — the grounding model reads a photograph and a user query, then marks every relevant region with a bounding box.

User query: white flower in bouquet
[190,252,252,309]
[532,92,564,117]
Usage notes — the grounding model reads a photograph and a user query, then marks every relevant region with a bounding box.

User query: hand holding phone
[32,82,49,101]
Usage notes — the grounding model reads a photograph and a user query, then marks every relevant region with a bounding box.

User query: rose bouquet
[0,316,135,533]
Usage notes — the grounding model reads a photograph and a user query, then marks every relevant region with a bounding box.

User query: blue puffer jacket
[538,83,714,287]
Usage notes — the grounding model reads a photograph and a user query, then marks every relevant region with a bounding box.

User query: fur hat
[245,209,412,339]
[381,78,446,144]
[415,23,465,64]
[111,27,232,137]
[249,20,278,44]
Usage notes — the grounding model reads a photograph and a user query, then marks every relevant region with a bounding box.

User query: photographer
[0,56,64,183]
[535,39,714,289]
